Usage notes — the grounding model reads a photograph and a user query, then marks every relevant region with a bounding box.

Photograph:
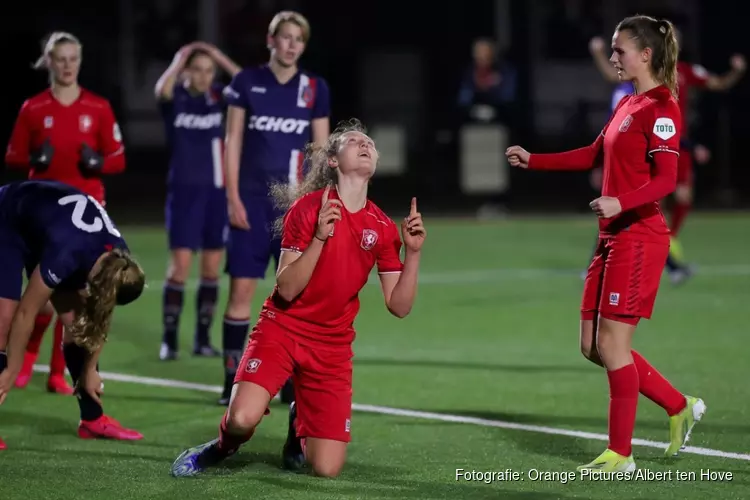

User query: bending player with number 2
[0,181,146,449]
[506,16,705,472]
[171,119,424,478]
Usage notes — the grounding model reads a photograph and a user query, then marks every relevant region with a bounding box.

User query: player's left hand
[79,144,104,177]
[589,196,622,219]
[401,197,426,252]
[0,369,15,405]
[79,368,104,406]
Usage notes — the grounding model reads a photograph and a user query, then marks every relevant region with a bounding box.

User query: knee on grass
[305,438,347,478]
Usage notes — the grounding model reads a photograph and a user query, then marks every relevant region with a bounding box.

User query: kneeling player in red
[171,119,425,478]
[506,16,705,472]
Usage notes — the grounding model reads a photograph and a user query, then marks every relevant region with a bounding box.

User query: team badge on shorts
[609,292,620,306]
[361,229,378,251]
[245,358,262,373]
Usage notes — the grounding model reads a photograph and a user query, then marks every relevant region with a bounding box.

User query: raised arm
[154,43,197,101]
[589,37,620,83]
[195,42,241,77]
[704,55,746,91]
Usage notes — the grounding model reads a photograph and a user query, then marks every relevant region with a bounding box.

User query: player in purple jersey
[0,180,146,447]
[155,42,240,361]
[219,11,330,411]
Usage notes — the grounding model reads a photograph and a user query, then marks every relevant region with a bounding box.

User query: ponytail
[32,31,82,71]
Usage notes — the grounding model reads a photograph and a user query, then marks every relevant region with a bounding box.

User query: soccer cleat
[577,449,636,472]
[282,401,306,472]
[172,438,227,477]
[193,345,221,357]
[159,343,178,361]
[0,436,6,450]
[665,395,706,457]
[668,264,694,286]
[280,378,295,404]
[78,415,144,440]
[47,375,74,395]
[14,352,38,388]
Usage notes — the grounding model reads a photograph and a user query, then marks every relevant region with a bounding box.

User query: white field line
[32,364,750,462]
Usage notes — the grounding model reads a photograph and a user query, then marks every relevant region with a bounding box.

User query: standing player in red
[507,16,705,472]
[4,32,139,441]
[589,32,746,281]
[171,120,425,478]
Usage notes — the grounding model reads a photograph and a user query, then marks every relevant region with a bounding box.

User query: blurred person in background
[3,32,141,441]
[589,31,746,283]
[218,11,330,408]
[4,32,126,399]
[457,38,517,125]
[155,42,240,361]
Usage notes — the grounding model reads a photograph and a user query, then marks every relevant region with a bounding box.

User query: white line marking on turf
[144,263,750,291]
[33,364,750,462]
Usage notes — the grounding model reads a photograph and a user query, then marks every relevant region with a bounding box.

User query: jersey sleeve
[223,70,251,109]
[377,221,404,274]
[685,63,710,89]
[38,245,83,289]
[646,102,681,157]
[5,100,32,169]
[98,101,126,174]
[281,198,317,253]
[312,77,331,119]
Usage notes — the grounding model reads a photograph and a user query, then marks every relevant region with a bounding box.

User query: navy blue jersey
[223,65,330,195]
[160,83,226,187]
[0,180,127,290]
[611,82,634,113]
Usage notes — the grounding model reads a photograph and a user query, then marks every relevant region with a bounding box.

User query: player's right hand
[505,146,530,169]
[30,138,53,172]
[228,198,250,230]
[0,369,15,405]
[315,185,342,241]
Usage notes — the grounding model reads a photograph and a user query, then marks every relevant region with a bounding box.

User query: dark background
[0,0,747,223]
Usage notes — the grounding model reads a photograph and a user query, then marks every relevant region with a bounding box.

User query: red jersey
[529,85,680,241]
[259,188,404,347]
[5,89,126,202]
[677,61,709,137]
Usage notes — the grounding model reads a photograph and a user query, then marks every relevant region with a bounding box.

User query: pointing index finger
[410,197,418,217]
[322,184,331,206]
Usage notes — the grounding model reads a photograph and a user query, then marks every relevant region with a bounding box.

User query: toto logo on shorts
[245,358,262,373]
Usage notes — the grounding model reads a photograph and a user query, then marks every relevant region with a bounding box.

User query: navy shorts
[225,192,283,279]
[166,185,228,251]
[0,221,31,301]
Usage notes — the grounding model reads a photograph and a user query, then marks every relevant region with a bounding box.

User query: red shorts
[235,318,353,443]
[581,236,669,324]
[677,148,693,186]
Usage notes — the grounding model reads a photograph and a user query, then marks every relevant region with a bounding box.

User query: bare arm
[5,268,53,375]
[196,42,241,77]
[706,55,746,91]
[589,37,619,83]
[275,243,326,302]
[154,44,196,101]
[224,105,246,203]
[379,250,421,318]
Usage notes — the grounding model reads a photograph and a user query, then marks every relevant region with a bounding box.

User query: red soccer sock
[632,350,686,416]
[217,412,254,455]
[607,363,639,457]
[27,313,53,355]
[670,202,691,236]
[49,319,67,377]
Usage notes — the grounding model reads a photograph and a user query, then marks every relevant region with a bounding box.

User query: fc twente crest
[361,229,378,251]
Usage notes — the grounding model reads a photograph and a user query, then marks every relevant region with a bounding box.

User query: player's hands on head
[730,54,747,72]
[401,197,426,252]
[589,196,622,219]
[79,368,104,406]
[315,185,342,241]
[228,197,250,230]
[505,146,530,169]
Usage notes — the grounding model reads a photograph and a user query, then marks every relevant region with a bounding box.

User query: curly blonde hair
[70,249,145,351]
[269,118,368,236]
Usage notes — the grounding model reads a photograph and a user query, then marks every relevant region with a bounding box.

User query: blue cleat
[172,438,225,477]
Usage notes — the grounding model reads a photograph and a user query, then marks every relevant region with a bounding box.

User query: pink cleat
[14,352,38,388]
[46,375,74,395]
[78,415,143,441]
[0,437,6,450]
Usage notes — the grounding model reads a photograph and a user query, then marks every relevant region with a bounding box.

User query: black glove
[30,139,54,172]
[79,144,104,177]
